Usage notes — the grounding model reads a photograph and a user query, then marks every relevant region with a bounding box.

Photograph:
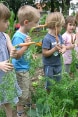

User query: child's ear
[24,20,28,25]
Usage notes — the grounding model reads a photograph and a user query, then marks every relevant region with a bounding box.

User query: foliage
[0,109,6,117]
[0,0,38,16]
[29,13,47,54]
[1,71,78,116]
[70,49,78,74]
[7,11,15,38]
[1,5,78,117]
[30,72,78,117]
[0,0,71,16]
[39,14,47,25]
[0,70,19,104]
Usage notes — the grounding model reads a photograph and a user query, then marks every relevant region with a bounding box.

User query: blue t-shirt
[12,31,30,71]
[42,33,64,66]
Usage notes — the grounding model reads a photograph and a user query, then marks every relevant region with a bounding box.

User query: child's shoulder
[62,32,67,36]
[13,31,26,38]
[3,33,10,39]
[43,33,52,41]
[62,32,69,38]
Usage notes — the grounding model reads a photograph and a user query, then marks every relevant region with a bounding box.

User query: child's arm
[6,33,31,59]
[62,33,75,50]
[13,36,31,59]
[42,44,61,57]
[5,33,15,51]
[0,60,14,72]
[66,44,75,50]
[59,44,66,54]
[4,33,18,58]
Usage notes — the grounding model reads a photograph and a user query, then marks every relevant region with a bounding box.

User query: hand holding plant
[55,44,62,51]
[10,47,18,58]
[25,36,31,42]
[0,60,14,72]
[59,46,66,54]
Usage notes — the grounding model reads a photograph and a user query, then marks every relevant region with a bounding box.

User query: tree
[0,0,71,17]
[61,0,71,15]
[0,0,35,18]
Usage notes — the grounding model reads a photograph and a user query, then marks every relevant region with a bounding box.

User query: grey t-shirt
[42,33,64,66]
[0,32,9,82]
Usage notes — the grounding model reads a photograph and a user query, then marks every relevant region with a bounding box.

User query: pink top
[62,32,75,64]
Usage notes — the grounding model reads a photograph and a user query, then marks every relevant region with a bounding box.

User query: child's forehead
[66,16,76,24]
[68,21,76,25]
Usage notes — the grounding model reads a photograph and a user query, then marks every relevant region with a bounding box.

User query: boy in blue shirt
[12,5,40,117]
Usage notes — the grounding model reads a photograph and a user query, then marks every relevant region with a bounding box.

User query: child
[42,12,66,92]
[12,5,40,117]
[0,3,22,117]
[62,16,76,74]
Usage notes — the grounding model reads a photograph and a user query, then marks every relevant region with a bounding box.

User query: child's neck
[66,31,73,34]
[19,26,28,34]
[48,29,56,37]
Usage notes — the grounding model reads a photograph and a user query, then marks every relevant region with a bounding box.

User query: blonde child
[62,16,76,74]
[42,12,66,92]
[12,5,40,117]
[0,3,22,117]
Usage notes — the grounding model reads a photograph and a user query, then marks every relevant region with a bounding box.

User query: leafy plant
[70,49,78,75]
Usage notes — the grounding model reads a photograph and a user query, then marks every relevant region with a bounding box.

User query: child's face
[25,20,39,32]
[67,22,76,33]
[0,19,9,32]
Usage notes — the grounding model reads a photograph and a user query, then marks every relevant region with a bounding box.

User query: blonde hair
[17,5,40,25]
[0,3,10,20]
[45,12,65,29]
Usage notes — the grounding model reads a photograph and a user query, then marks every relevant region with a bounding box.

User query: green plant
[70,49,78,75]
[0,108,6,117]
[6,11,16,38]
[28,71,78,117]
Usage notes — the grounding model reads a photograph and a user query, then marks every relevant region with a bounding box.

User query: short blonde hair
[45,12,65,28]
[0,3,10,20]
[17,5,40,25]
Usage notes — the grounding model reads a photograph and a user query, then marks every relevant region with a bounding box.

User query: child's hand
[59,46,66,54]
[55,44,62,51]
[59,48,65,54]
[10,48,17,58]
[25,36,31,43]
[0,60,14,72]
[71,44,75,49]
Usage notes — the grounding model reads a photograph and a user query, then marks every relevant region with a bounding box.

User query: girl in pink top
[62,16,76,74]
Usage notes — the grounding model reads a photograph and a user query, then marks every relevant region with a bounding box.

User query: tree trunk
[50,0,55,12]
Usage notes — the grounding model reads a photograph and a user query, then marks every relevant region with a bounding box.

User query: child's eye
[69,23,72,26]
[35,21,38,24]
[73,24,76,26]
[4,20,8,23]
